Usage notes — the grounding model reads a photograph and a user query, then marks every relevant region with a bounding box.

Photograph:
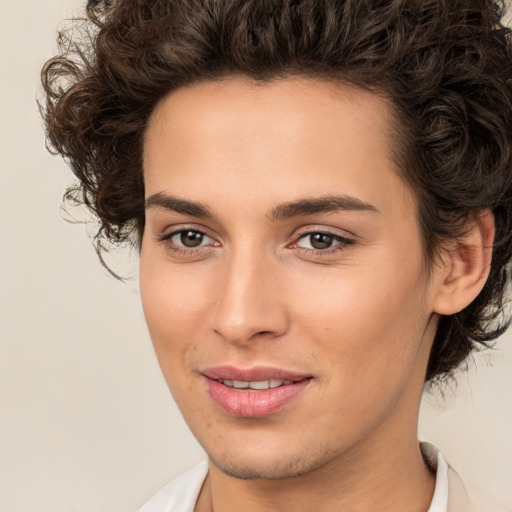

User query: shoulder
[447,467,510,512]
[136,461,209,512]
[421,442,509,512]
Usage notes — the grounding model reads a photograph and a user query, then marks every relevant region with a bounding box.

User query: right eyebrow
[145,193,214,218]
[269,195,379,220]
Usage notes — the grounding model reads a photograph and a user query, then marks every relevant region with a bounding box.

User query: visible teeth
[219,379,294,390]
[269,379,284,388]
[249,380,272,390]
[232,380,249,388]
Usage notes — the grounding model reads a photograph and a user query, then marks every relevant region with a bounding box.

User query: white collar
[421,442,449,512]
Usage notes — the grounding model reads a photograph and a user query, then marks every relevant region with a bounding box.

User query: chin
[207,444,337,480]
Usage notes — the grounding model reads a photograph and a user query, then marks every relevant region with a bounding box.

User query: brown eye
[309,233,334,249]
[161,228,218,255]
[178,230,204,247]
[295,231,354,253]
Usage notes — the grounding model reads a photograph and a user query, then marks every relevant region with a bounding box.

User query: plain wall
[1,1,511,510]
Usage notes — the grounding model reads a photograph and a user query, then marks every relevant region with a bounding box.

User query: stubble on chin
[207,443,343,481]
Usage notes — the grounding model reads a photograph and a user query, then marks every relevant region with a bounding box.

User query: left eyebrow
[269,195,379,221]
[145,193,214,218]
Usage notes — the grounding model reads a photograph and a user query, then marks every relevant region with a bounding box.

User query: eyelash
[158,228,355,257]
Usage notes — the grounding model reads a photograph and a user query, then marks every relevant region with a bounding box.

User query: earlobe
[433,209,495,316]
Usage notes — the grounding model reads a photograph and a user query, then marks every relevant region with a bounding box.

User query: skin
[140,77,493,512]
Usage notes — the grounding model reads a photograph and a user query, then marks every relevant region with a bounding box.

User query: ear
[432,209,495,316]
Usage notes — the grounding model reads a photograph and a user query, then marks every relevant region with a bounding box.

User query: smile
[202,367,312,418]
[217,379,296,390]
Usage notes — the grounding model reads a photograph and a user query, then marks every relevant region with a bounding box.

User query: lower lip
[205,378,311,418]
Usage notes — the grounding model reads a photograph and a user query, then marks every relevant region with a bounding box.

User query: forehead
[143,77,414,218]
[145,77,396,157]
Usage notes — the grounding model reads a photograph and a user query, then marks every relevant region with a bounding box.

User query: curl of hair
[41,0,512,382]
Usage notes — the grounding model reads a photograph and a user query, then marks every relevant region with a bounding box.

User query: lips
[218,378,295,390]
[202,366,312,418]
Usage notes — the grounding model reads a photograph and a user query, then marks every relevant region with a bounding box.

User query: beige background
[1,1,511,510]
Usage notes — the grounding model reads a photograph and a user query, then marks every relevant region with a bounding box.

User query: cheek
[139,258,223,427]
[290,254,429,388]
[139,257,210,366]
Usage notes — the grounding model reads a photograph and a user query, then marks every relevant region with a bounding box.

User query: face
[140,77,442,480]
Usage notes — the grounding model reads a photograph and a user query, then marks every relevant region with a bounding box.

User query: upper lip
[201,366,312,382]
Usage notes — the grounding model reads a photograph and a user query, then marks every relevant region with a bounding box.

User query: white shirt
[136,443,454,512]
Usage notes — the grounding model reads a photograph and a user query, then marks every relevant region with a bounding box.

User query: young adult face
[140,77,446,480]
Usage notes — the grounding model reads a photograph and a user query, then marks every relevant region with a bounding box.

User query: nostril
[210,289,290,344]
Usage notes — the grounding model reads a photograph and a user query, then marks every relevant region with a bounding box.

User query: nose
[209,249,289,345]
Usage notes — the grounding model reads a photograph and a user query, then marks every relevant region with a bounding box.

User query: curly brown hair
[41,0,512,382]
